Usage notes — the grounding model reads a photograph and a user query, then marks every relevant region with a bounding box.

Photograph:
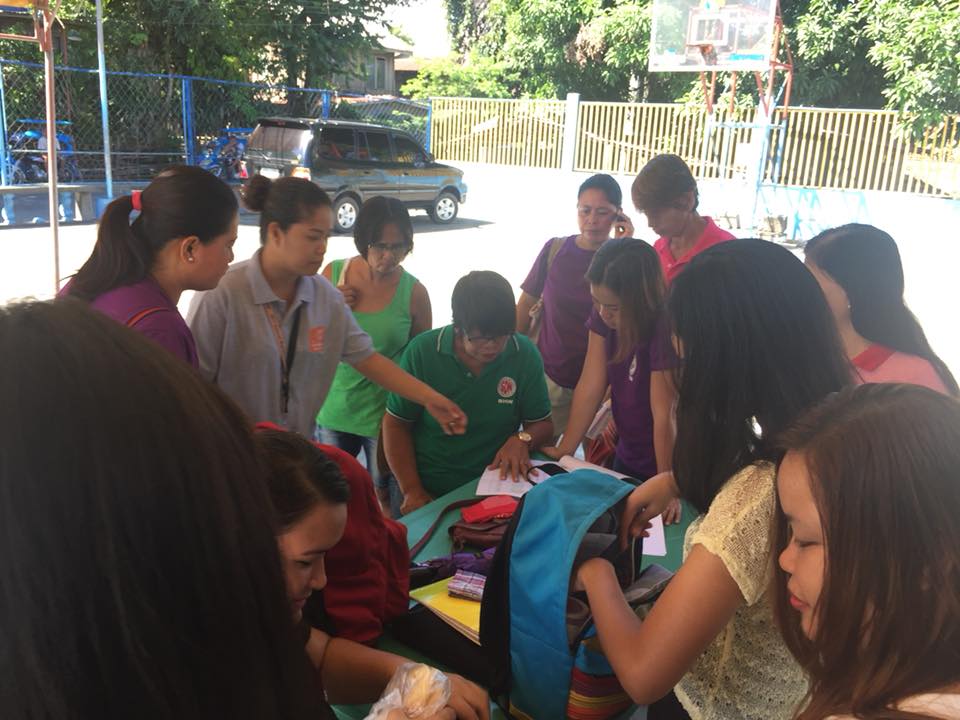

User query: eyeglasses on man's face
[464,333,510,349]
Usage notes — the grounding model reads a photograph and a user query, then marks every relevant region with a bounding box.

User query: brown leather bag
[410,499,511,559]
[448,517,512,550]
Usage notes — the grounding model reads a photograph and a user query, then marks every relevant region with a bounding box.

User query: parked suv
[243,117,467,233]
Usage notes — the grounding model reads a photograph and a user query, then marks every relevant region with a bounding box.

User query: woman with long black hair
[575,239,852,720]
[0,299,316,720]
[805,223,957,395]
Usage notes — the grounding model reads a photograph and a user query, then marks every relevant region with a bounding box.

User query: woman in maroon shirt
[65,166,239,367]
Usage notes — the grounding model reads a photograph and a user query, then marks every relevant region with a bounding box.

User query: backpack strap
[535,236,565,297]
[410,498,483,559]
[126,306,166,328]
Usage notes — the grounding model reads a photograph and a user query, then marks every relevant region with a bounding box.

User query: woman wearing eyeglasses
[516,174,634,441]
[317,196,432,517]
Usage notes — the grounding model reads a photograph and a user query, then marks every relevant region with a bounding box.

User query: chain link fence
[0,59,430,184]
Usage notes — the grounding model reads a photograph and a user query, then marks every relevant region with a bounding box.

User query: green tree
[479,0,600,98]
[785,0,886,108]
[443,0,489,54]
[865,0,960,130]
[785,0,959,127]
[0,0,400,88]
[570,0,688,102]
[442,0,960,126]
[400,54,517,99]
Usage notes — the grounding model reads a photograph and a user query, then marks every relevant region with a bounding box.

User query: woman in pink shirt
[805,223,957,396]
[631,154,735,284]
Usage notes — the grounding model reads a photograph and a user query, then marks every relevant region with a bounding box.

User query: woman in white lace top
[577,239,852,720]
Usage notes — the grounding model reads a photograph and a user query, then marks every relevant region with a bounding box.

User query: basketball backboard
[649,0,778,72]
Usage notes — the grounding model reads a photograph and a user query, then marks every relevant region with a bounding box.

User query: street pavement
[2,162,956,377]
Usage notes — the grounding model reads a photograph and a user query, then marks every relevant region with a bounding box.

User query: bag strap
[534,236,564,297]
[546,235,564,267]
[409,498,483,559]
[336,257,352,288]
[126,306,166,328]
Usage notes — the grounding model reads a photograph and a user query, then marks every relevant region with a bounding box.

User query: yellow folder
[409,577,481,645]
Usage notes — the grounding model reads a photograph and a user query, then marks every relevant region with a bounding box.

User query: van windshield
[248,121,311,161]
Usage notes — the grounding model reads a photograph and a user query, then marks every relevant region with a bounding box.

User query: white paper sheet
[475,460,554,498]
[641,515,667,557]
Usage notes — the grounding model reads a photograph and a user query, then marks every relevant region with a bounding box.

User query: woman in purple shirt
[544,238,680,520]
[65,166,239,368]
[516,174,634,439]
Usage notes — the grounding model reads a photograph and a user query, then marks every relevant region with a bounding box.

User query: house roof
[363,21,414,57]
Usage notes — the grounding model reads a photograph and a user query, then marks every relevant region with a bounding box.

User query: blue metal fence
[0,58,429,183]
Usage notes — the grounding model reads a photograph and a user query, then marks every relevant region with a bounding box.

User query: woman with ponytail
[65,166,239,367]
[805,224,957,395]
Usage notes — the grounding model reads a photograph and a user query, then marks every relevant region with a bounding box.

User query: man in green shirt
[384,271,553,514]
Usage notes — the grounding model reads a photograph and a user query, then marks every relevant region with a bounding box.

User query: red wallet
[461,495,518,523]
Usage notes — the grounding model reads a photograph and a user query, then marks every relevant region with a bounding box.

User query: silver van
[243,117,468,233]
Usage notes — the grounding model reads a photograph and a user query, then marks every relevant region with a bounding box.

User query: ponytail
[69,196,146,301]
[68,166,238,301]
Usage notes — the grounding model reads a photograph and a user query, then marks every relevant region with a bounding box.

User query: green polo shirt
[386,326,551,497]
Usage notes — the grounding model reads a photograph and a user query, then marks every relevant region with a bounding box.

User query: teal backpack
[479,469,673,720]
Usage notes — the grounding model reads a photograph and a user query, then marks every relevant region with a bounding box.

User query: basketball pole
[39,1,61,293]
[691,2,793,235]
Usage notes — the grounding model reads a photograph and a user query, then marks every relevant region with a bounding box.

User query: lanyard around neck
[263,303,305,415]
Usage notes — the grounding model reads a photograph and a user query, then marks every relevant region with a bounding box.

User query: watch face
[518,431,533,443]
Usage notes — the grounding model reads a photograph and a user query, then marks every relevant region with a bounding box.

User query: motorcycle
[197,128,251,181]
[7,119,81,184]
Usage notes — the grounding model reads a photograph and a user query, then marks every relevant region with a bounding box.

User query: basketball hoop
[648,0,796,237]
[653,0,792,116]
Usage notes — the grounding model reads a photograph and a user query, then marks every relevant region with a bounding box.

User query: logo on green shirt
[498,376,517,398]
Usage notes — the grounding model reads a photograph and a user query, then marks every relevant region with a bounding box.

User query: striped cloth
[447,570,486,602]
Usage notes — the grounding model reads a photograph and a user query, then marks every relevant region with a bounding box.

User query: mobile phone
[615,213,627,236]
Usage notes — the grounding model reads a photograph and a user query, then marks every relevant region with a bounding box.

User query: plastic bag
[364,663,452,720]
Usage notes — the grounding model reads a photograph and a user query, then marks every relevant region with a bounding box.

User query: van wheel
[429,192,458,224]
[333,195,360,233]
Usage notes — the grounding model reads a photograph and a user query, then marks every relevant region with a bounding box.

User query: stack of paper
[409,577,481,645]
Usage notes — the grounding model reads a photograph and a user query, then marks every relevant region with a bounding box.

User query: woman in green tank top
[318,197,432,517]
